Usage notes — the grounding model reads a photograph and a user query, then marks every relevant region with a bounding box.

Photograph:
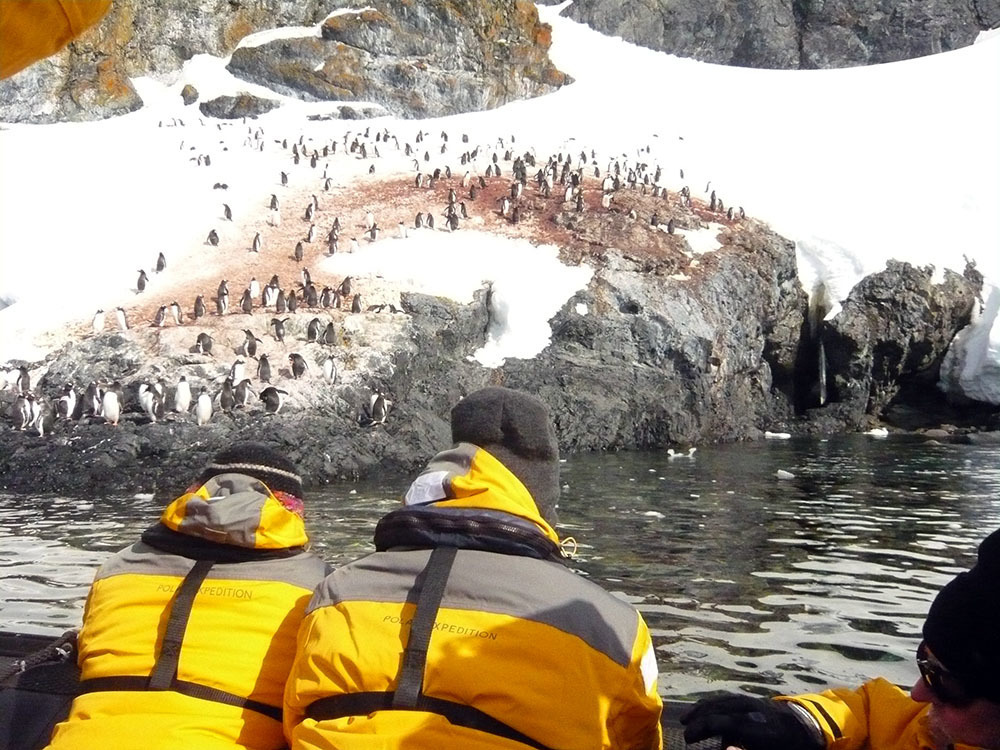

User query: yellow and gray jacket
[284,443,664,750]
[46,473,330,750]
[781,677,982,750]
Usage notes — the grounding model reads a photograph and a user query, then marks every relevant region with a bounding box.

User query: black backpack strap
[392,545,457,709]
[149,558,214,690]
[306,691,553,750]
[77,676,282,722]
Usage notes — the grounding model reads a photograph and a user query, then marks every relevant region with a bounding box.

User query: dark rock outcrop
[799,260,983,432]
[554,0,1000,69]
[0,0,566,124]
[198,93,281,119]
[226,1,568,119]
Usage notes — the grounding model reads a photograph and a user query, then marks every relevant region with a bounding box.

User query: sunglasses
[916,641,975,707]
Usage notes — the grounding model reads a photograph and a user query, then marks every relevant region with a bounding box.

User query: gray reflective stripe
[404,445,477,506]
[177,474,272,547]
[95,543,328,591]
[309,549,638,667]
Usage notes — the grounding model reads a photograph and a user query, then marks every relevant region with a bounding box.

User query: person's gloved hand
[679,694,824,750]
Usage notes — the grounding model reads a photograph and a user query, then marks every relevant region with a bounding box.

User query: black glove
[679,694,824,750]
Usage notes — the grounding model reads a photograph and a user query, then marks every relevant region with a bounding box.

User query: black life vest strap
[305,691,553,750]
[77,676,282,722]
[149,558,214,689]
[393,545,457,709]
[76,558,282,723]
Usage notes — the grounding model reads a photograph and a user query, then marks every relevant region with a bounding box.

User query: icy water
[1,434,998,701]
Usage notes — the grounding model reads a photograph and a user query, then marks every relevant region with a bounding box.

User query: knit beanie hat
[198,443,304,503]
[450,386,560,526]
[922,527,1000,703]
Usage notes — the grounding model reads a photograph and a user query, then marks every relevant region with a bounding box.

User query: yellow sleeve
[779,677,932,750]
[609,615,664,750]
[0,0,112,79]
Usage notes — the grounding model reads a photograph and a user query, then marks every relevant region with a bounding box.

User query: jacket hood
[160,473,308,550]
[403,443,559,545]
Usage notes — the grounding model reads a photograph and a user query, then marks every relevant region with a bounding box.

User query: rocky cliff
[0,0,567,124]
[547,0,1000,69]
[0,163,989,494]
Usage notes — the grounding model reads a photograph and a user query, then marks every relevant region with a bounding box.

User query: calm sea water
[1,434,998,701]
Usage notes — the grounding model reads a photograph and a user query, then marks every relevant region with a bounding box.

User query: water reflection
[1,435,997,700]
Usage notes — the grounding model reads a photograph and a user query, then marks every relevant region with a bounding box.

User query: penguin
[264,283,278,308]
[229,359,246,385]
[321,321,338,346]
[667,218,675,235]
[152,305,167,327]
[322,356,336,382]
[195,387,213,425]
[271,317,287,343]
[194,295,206,320]
[250,232,262,254]
[234,378,255,408]
[281,170,288,186]
[276,289,287,313]
[174,376,192,413]
[368,224,379,242]
[339,276,352,297]
[170,301,183,326]
[56,384,77,420]
[351,293,362,314]
[83,381,102,417]
[216,293,229,316]
[287,289,298,313]
[223,203,232,220]
[369,391,390,425]
[240,288,253,314]
[137,270,148,293]
[13,393,31,430]
[301,268,312,288]
[139,383,160,422]
[155,252,167,273]
[92,309,105,334]
[328,237,339,255]
[304,202,315,222]
[219,377,236,413]
[305,284,318,307]
[30,395,53,437]
[259,386,288,414]
[349,237,360,253]
[306,224,316,243]
[306,317,321,342]
[241,329,260,357]
[270,193,279,211]
[257,353,272,383]
[195,332,213,355]
[415,212,424,229]
[294,241,304,262]
[320,286,333,308]
[102,383,123,426]
[289,353,308,379]
[249,277,261,300]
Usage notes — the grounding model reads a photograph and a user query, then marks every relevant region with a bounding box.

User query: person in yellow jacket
[45,442,331,750]
[284,386,664,749]
[681,526,1000,750]
[0,0,112,79]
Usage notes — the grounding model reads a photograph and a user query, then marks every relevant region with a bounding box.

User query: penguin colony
[5,120,749,434]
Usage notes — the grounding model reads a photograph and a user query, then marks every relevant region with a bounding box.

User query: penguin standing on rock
[219,378,236,413]
[240,289,253,314]
[234,379,255,408]
[56,384,77,420]
[195,387,213,425]
[322,356,336,382]
[174,376,191,413]
[83,382,102,417]
[271,317,287,342]
[170,301,183,326]
[306,318,322,342]
[259,386,288,414]
[241,329,261,358]
[195,332,214,355]
[257,354,272,383]
[152,305,167,327]
[194,295,206,320]
[92,310,105,334]
[289,353,308,379]
[102,382,123,426]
